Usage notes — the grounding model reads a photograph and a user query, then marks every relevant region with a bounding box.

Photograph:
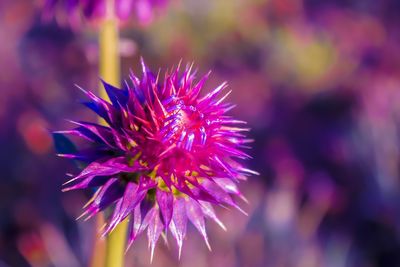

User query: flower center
[163,100,207,151]
[176,104,204,129]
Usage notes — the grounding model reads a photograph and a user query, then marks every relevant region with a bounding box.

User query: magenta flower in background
[56,59,256,260]
[43,0,169,26]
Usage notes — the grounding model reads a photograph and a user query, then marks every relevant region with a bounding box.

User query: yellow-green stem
[99,13,120,98]
[89,215,106,267]
[99,1,129,267]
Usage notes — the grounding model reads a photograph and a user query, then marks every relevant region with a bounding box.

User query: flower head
[56,59,257,260]
[43,0,168,26]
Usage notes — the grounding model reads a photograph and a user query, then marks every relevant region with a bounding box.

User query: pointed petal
[62,157,142,191]
[127,205,143,250]
[199,201,226,231]
[119,182,146,220]
[127,199,155,251]
[201,180,247,215]
[77,85,112,123]
[147,209,163,263]
[52,132,77,155]
[82,178,123,219]
[186,199,211,250]
[189,71,210,101]
[104,182,146,234]
[214,178,247,203]
[156,190,173,228]
[199,81,228,103]
[169,198,187,258]
[67,121,116,148]
[101,80,129,107]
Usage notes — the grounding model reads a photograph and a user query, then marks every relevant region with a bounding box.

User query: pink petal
[185,199,211,250]
[169,198,187,258]
[147,208,163,262]
[156,189,173,228]
[199,201,226,231]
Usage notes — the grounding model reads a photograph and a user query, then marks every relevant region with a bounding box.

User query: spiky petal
[56,59,256,258]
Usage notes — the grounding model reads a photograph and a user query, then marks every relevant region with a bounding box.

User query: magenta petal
[185,199,210,250]
[147,208,163,262]
[188,71,210,101]
[104,182,146,234]
[201,180,235,205]
[169,198,187,258]
[198,82,227,104]
[199,201,226,231]
[156,189,173,228]
[140,203,155,229]
[127,205,143,250]
[127,201,155,249]
[119,183,146,220]
[69,121,117,148]
[57,146,112,163]
[202,180,246,214]
[103,197,124,236]
[83,178,122,219]
[142,206,156,232]
[214,178,241,195]
[215,178,248,203]
[63,157,139,190]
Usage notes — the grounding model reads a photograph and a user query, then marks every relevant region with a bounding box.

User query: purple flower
[56,59,257,260]
[43,0,169,26]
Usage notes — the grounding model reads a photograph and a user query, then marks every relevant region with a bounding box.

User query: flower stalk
[99,0,120,99]
[99,1,128,267]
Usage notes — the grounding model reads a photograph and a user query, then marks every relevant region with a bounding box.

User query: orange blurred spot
[17,232,50,267]
[17,111,52,155]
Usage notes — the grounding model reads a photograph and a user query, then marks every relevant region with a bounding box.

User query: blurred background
[1,0,400,266]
